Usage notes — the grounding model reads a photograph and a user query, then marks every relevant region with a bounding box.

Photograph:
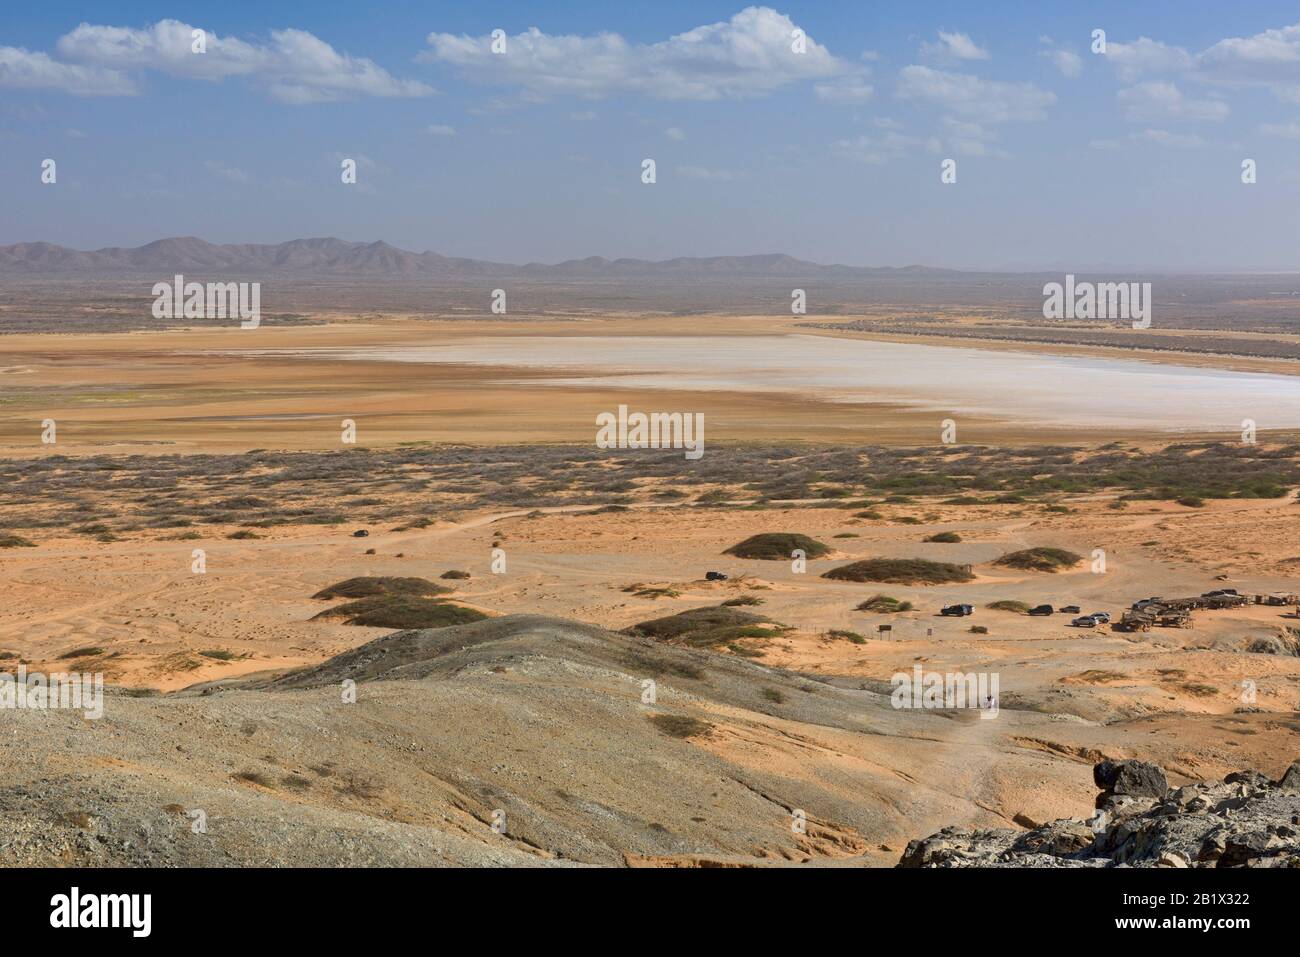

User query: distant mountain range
[0,237,957,279]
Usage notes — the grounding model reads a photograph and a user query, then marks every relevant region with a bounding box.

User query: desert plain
[2,303,1300,866]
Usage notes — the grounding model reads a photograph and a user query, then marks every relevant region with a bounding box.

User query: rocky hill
[899,758,1300,868]
[5,611,1294,867]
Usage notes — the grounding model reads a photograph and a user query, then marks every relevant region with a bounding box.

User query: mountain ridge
[0,236,957,279]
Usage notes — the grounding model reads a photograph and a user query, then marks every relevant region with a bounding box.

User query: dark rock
[1197,831,1226,863]
[1225,770,1271,789]
[1094,759,1168,799]
[899,759,1300,868]
[1276,760,1300,791]
[1011,820,1094,857]
[1218,832,1273,867]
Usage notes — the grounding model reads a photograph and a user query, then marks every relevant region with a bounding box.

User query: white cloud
[665,126,685,141]
[0,46,134,95]
[832,130,920,165]
[1196,23,1300,102]
[1117,81,1229,122]
[569,110,597,121]
[420,7,852,100]
[1104,37,1194,82]
[896,65,1055,123]
[427,124,457,136]
[47,19,432,102]
[58,20,260,79]
[1043,49,1082,78]
[204,159,250,183]
[1261,119,1300,139]
[676,164,733,180]
[1132,128,1206,148]
[920,31,989,64]
[940,117,1003,156]
[1100,23,1300,104]
[1089,129,1206,150]
[814,76,874,103]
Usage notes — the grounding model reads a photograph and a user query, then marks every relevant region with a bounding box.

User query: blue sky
[3,1,1300,270]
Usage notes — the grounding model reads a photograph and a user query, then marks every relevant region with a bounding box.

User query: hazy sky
[3,1,1300,270]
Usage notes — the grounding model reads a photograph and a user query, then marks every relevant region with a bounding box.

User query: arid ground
[2,312,1299,866]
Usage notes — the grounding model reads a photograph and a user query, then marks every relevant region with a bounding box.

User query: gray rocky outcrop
[899,758,1300,868]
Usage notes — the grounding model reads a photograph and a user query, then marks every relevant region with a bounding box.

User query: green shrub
[312,596,487,629]
[856,594,914,613]
[648,715,712,739]
[993,548,1082,572]
[825,559,973,585]
[312,577,451,600]
[725,533,830,560]
[625,605,783,648]
[987,600,1031,614]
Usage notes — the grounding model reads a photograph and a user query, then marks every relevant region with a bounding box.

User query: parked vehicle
[940,604,974,617]
[1071,615,1099,627]
[1058,605,1081,614]
[1089,612,1111,624]
[705,571,729,581]
[1028,605,1054,616]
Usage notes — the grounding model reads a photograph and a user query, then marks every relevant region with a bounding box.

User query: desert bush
[312,596,487,629]
[625,605,782,648]
[987,600,1031,613]
[993,548,1082,572]
[824,559,973,585]
[856,594,914,613]
[725,533,830,560]
[312,577,450,600]
[648,714,712,739]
